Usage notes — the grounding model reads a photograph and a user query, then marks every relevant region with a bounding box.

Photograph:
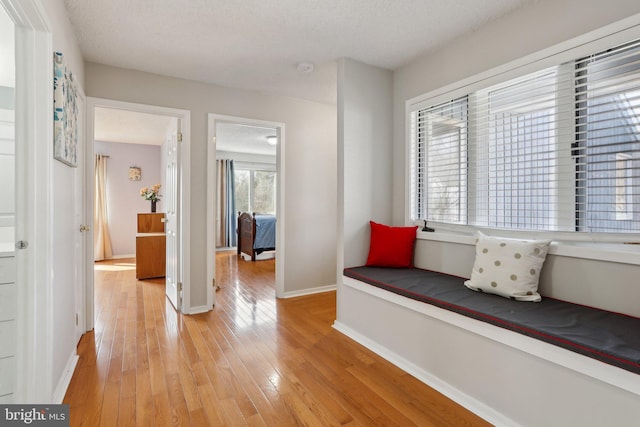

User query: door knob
[80,225,90,232]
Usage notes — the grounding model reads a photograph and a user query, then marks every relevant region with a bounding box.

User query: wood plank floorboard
[64,251,492,426]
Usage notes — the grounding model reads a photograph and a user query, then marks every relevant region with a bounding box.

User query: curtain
[94,154,113,261]
[216,159,236,247]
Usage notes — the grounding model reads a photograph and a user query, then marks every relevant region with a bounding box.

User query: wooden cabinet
[137,213,165,233]
[136,213,166,279]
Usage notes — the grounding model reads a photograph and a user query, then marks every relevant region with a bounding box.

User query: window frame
[405,18,640,244]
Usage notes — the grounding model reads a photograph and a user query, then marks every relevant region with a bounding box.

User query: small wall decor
[129,166,142,181]
[53,52,79,167]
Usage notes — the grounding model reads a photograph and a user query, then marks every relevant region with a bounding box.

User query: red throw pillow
[366,221,418,268]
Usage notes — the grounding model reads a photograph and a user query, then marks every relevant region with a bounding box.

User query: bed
[237,212,276,261]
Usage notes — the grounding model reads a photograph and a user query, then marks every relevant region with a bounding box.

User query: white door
[165,122,180,310]
[74,93,86,344]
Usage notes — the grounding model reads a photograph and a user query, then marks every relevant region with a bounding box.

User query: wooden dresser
[136,213,166,279]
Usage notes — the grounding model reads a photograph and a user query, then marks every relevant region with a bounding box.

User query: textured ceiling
[64,0,536,105]
[94,107,176,145]
[95,107,276,156]
[216,123,277,157]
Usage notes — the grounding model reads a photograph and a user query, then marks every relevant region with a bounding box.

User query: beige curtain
[216,159,236,247]
[94,154,113,260]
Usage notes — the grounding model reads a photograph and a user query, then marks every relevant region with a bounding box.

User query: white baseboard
[240,250,276,261]
[52,350,79,403]
[282,284,336,298]
[109,254,135,260]
[185,304,213,315]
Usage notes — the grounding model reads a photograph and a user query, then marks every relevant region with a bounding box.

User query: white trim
[51,351,78,404]
[341,275,640,396]
[206,117,216,309]
[282,284,336,299]
[85,98,191,317]
[74,85,87,346]
[207,114,286,308]
[275,125,285,299]
[83,98,94,329]
[179,116,191,312]
[332,321,519,427]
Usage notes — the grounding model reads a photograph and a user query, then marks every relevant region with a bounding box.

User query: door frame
[5,0,54,403]
[207,114,286,303]
[85,98,191,323]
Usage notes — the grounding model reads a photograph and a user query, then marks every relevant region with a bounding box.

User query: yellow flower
[140,184,162,202]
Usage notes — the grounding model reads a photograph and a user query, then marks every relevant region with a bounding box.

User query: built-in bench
[334,247,640,426]
[343,266,640,375]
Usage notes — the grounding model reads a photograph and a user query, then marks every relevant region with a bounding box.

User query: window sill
[417,230,640,266]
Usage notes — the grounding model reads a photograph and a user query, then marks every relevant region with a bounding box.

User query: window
[234,169,250,213]
[411,97,467,223]
[474,69,562,231]
[253,170,276,214]
[234,166,276,214]
[574,40,640,232]
[410,38,640,234]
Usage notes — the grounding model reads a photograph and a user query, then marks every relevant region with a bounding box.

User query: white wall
[336,58,393,335]
[392,0,640,225]
[85,63,337,303]
[337,58,393,273]
[216,150,276,166]
[414,237,640,318]
[95,141,162,257]
[39,0,85,402]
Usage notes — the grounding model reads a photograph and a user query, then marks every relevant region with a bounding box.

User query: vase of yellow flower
[140,184,162,212]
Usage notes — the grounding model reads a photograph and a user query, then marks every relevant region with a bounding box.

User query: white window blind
[411,97,467,224]
[471,67,572,231]
[410,37,640,234]
[574,39,640,232]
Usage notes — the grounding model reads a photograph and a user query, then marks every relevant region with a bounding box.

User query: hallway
[63,252,489,426]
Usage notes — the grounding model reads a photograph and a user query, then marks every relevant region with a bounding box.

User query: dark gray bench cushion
[344,266,640,375]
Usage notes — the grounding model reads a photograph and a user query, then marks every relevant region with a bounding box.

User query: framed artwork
[129,167,142,181]
[53,52,79,167]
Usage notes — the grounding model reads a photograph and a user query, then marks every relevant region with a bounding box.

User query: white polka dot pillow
[464,232,551,302]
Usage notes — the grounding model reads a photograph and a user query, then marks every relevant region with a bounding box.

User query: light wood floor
[64,252,491,426]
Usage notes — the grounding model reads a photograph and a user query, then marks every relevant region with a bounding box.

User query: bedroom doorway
[86,98,192,324]
[207,114,285,304]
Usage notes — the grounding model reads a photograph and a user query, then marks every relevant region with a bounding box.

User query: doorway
[207,114,285,304]
[85,98,191,326]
